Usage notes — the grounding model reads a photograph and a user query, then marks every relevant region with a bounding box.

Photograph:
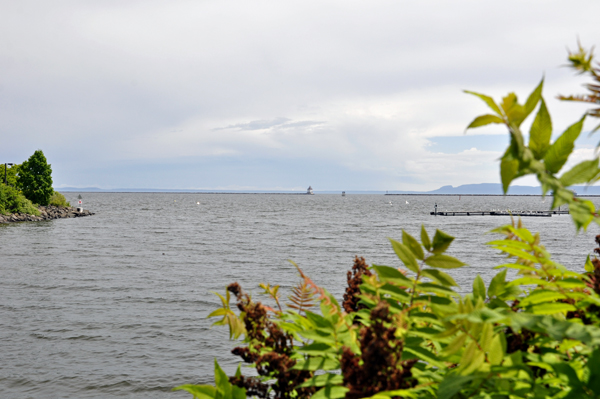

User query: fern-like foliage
[287,260,337,314]
[558,41,600,131]
[288,280,315,313]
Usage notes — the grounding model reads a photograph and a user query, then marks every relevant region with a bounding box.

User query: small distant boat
[342,191,346,196]
[307,186,314,195]
[405,200,409,204]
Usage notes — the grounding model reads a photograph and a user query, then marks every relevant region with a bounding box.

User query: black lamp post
[4,163,14,185]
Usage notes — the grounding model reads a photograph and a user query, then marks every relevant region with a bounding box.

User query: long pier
[430,210,570,217]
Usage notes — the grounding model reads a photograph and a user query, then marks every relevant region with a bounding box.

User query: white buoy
[197,202,200,205]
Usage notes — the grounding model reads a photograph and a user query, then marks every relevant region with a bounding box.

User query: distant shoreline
[56,182,600,196]
[54,191,600,197]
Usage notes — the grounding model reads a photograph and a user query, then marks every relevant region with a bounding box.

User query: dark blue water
[1,193,597,398]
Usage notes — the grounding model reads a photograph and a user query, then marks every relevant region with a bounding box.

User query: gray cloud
[215,117,291,131]
[214,117,325,131]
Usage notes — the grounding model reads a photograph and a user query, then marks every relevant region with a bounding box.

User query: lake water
[1,193,598,398]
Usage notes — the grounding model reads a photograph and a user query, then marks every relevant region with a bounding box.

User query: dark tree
[18,150,53,206]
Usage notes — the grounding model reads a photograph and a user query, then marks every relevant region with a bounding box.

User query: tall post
[4,163,14,186]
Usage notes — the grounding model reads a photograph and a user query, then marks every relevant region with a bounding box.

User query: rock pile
[0,206,94,224]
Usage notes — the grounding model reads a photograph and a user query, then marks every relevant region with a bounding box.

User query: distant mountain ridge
[55,183,600,195]
[389,183,600,195]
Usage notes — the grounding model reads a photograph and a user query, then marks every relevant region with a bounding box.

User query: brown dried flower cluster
[342,256,372,313]
[226,283,314,399]
[341,301,416,399]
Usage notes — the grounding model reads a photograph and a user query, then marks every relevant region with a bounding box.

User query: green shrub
[49,191,71,207]
[0,184,40,215]
[186,227,600,399]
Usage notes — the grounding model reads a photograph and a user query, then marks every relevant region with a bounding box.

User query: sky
[1,1,600,191]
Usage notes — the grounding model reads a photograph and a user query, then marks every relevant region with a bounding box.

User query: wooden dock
[430,210,570,217]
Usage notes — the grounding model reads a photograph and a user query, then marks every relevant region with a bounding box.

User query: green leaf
[551,363,583,392]
[501,92,518,114]
[520,290,568,306]
[492,245,538,263]
[438,375,477,399]
[529,98,552,159]
[421,225,431,251]
[380,283,411,302]
[297,373,344,388]
[298,330,336,345]
[554,278,586,288]
[431,230,454,254]
[292,357,340,371]
[466,114,504,130]
[305,311,331,329]
[207,308,230,318]
[388,238,420,273]
[403,230,424,260]
[464,90,502,115]
[544,115,586,173]
[441,333,468,356]
[587,349,600,395]
[416,282,458,297]
[472,275,486,300]
[311,386,350,399]
[421,269,459,287]
[501,93,527,126]
[488,334,506,366]
[403,344,445,368]
[487,269,507,298]
[232,385,245,399]
[296,343,337,356]
[529,302,576,314]
[364,389,419,399]
[585,255,594,273]
[509,127,526,157]
[373,265,412,285]
[559,159,600,186]
[500,157,519,194]
[487,239,532,250]
[524,78,544,118]
[214,358,232,399]
[513,227,535,244]
[425,254,466,269]
[173,385,217,399]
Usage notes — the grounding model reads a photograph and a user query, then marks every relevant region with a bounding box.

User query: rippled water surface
[1,193,599,398]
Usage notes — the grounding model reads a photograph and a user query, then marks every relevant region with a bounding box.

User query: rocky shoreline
[0,205,95,224]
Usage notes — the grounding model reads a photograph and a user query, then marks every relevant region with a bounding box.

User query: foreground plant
[465,42,600,230]
[177,224,600,399]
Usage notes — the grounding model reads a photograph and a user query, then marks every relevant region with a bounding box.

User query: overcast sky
[1,1,599,191]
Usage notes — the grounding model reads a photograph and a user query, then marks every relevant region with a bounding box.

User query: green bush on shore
[1,150,68,215]
[0,184,40,216]
[49,191,71,207]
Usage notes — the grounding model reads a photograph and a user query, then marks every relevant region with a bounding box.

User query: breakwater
[0,205,94,224]
[430,210,569,217]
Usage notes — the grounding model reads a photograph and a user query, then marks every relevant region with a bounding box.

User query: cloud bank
[1,0,599,190]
